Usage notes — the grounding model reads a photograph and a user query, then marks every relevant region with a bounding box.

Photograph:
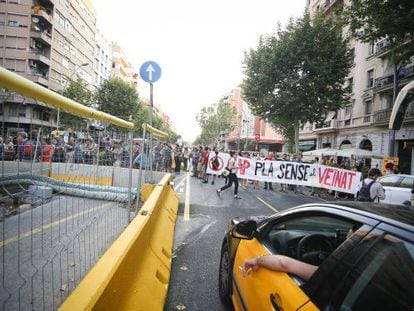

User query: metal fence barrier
[0,68,168,310]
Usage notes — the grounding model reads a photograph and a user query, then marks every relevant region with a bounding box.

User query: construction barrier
[59,173,179,311]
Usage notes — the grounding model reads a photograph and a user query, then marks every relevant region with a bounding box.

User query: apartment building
[93,29,111,88]
[110,41,138,89]
[50,0,95,92]
[0,0,96,138]
[225,88,285,153]
[303,0,414,174]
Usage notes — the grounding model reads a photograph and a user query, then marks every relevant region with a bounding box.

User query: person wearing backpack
[357,168,385,203]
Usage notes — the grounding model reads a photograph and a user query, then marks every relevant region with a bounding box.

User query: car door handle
[270,293,284,311]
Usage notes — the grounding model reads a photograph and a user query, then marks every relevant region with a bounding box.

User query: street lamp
[56,62,89,130]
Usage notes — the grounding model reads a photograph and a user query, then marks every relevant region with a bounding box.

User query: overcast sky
[95,1,305,142]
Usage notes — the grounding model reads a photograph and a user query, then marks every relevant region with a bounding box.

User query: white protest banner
[207,152,361,194]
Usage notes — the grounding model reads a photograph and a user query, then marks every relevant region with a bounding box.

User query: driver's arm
[242,255,318,281]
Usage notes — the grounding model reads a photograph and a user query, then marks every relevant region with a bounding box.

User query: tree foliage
[243,13,352,151]
[343,0,414,65]
[196,99,237,146]
[60,78,93,128]
[59,77,178,141]
[95,77,140,120]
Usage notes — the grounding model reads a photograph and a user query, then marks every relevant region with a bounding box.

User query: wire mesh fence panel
[0,88,139,310]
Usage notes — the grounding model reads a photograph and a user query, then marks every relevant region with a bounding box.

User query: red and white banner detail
[207,152,361,194]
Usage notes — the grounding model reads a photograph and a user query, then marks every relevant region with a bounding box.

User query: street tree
[95,77,140,121]
[243,13,352,152]
[60,78,93,128]
[344,0,414,101]
[196,99,236,146]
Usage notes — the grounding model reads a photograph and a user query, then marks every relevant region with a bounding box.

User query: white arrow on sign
[146,64,155,81]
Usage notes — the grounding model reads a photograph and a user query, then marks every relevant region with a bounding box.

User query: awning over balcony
[325,111,336,122]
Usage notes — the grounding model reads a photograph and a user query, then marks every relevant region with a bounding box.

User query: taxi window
[400,177,414,189]
[263,214,359,260]
[329,234,414,310]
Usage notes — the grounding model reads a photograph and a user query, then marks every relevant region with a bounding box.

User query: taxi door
[232,238,318,311]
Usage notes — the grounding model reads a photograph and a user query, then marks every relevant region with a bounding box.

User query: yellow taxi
[218,202,414,310]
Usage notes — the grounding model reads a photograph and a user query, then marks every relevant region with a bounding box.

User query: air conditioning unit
[29,60,37,68]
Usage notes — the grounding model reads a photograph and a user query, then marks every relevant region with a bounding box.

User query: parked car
[218,202,414,310]
[378,174,414,206]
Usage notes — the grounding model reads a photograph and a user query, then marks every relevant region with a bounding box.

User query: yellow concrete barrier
[59,174,179,311]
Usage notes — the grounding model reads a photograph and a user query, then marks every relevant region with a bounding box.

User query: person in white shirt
[217,151,242,199]
[357,168,385,202]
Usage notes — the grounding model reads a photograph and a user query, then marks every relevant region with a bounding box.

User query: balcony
[30,27,52,46]
[372,108,392,125]
[313,119,338,133]
[23,72,49,87]
[322,0,342,13]
[374,64,414,93]
[28,52,50,66]
[32,7,53,25]
[374,38,391,58]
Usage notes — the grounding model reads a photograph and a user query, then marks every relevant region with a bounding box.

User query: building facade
[0,0,96,138]
[93,28,111,88]
[225,88,285,153]
[110,41,138,89]
[304,0,414,174]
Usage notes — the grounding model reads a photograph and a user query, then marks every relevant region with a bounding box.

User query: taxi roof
[317,201,414,228]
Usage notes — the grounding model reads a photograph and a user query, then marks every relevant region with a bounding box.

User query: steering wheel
[296,234,335,265]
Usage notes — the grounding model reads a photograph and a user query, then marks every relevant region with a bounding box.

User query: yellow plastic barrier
[140,183,156,203]
[59,174,179,311]
[142,123,168,139]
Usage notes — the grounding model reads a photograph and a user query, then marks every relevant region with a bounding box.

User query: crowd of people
[3,131,387,203]
[172,146,387,203]
[0,131,135,167]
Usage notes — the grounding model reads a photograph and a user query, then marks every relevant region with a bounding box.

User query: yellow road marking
[0,201,113,248]
[256,196,278,213]
[184,172,190,221]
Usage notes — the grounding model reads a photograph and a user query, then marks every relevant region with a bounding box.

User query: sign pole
[139,60,161,183]
[149,83,153,126]
[149,83,154,182]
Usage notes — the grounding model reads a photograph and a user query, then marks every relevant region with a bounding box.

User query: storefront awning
[299,145,315,151]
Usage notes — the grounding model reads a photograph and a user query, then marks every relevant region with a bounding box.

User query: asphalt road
[165,173,330,311]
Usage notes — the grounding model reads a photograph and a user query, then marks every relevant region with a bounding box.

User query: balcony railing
[375,38,390,55]
[373,108,392,124]
[363,114,372,123]
[30,26,52,45]
[375,64,414,89]
[322,0,340,12]
[314,119,337,131]
[32,7,53,24]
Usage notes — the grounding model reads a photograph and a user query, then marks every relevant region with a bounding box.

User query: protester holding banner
[211,147,220,185]
[264,152,275,190]
[207,150,362,196]
[201,146,210,184]
[216,151,242,199]
[293,153,305,195]
[279,153,289,193]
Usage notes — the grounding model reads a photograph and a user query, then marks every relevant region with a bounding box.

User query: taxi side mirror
[231,220,257,240]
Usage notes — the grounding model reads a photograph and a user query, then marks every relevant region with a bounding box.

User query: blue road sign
[139,61,161,83]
